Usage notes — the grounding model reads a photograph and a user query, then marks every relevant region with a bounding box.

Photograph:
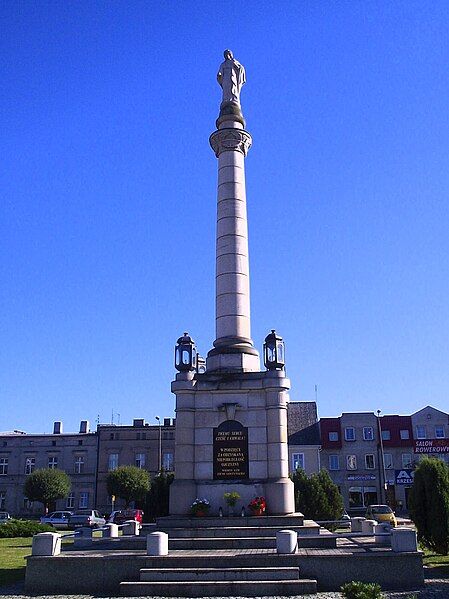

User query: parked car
[68,510,106,528]
[339,510,351,528]
[365,504,397,527]
[108,509,144,525]
[40,511,73,529]
[0,512,11,524]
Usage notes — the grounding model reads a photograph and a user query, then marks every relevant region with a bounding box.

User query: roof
[288,422,321,446]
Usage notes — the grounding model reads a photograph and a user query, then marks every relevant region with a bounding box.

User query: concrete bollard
[350,517,365,532]
[32,532,61,556]
[103,523,119,538]
[374,522,391,546]
[276,530,297,554]
[147,532,169,556]
[391,527,418,552]
[122,520,140,536]
[74,526,93,548]
[361,519,377,535]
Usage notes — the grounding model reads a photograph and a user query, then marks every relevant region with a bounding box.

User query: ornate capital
[209,129,252,157]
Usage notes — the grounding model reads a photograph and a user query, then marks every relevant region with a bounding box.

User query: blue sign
[395,469,414,485]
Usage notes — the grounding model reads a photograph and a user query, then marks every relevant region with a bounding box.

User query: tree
[106,466,150,507]
[291,468,343,522]
[24,468,71,514]
[316,469,344,521]
[144,469,174,521]
[409,457,449,554]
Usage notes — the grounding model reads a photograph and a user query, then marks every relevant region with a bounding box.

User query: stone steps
[156,524,320,538]
[139,566,300,581]
[155,513,305,529]
[169,535,276,549]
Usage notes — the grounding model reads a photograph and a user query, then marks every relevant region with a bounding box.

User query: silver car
[0,511,11,524]
[40,511,73,529]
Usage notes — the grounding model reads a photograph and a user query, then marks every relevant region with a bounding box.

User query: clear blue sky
[1,1,448,433]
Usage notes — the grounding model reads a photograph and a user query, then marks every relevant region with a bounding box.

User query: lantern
[174,332,197,372]
[263,329,285,370]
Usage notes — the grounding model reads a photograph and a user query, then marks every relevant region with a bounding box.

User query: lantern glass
[276,341,285,363]
[181,349,190,365]
[267,345,276,363]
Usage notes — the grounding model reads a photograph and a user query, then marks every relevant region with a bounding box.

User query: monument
[169,50,295,515]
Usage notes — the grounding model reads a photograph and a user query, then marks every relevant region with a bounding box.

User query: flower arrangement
[189,498,210,516]
[248,496,266,515]
[223,491,241,507]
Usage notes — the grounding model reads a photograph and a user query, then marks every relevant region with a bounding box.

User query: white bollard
[104,523,119,538]
[391,528,418,552]
[32,532,61,556]
[350,517,365,532]
[361,519,377,535]
[122,520,140,536]
[276,530,297,554]
[374,522,391,546]
[147,532,169,556]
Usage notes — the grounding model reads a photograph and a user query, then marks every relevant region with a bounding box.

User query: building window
[25,457,35,475]
[416,426,426,439]
[349,486,378,508]
[0,458,8,476]
[400,429,410,440]
[435,426,445,439]
[346,455,357,470]
[0,491,5,509]
[383,453,393,469]
[162,452,174,471]
[329,455,340,470]
[23,497,33,510]
[52,440,56,447]
[381,430,391,441]
[136,432,146,440]
[74,456,85,474]
[66,493,75,509]
[345,427,356,441]
[135,453,146,469]
[328,431,339,441]
[402,453,412,469]
[48,456,58,469]
[108,453,119,471]
[365,454,375,469]
[78,440,83,446]
[292,453,305,471]
[79,492,89,508]
[363,427,374,441]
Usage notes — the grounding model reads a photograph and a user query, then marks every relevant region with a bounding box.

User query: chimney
[164,418,171,427]
[53,421,63,435]
[79,420,89,434]
[133,418,145,427]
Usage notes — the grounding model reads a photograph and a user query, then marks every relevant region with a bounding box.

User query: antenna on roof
[315,385,318,403]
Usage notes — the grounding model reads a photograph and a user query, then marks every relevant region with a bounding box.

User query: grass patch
[0,537,32,586]
[422,548,449,578]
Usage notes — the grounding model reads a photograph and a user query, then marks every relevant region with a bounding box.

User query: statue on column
[217,49,246,107]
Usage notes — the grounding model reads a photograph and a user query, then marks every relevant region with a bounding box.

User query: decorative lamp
[263,329,285,370]
[174,332,197,372]
[196,355,206,374]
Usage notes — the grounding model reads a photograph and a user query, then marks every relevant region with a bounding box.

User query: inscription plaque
[213,419,249,480]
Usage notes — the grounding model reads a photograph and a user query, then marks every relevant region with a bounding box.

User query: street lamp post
[377,410,387,504]
[155,416,162,473]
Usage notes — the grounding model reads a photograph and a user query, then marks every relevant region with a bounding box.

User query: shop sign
[414,439,449,454]
[347,474,376,481]
[395,469,414,485]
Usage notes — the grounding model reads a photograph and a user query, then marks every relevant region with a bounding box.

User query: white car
[0,511,11,524]
[40,511,73,529]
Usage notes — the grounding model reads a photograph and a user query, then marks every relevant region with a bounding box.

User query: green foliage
[291,468,344,522]
[143,470,174,521]
[107,465,151,507]
[409,457,449,555]
[341,581,383,599]
[23,468,71,512]
[0,519,54,538]
[223,491,240,506]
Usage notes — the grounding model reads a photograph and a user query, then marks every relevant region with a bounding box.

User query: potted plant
[189,498,210,517]
[248,496,266,516]
[223,491,241,516]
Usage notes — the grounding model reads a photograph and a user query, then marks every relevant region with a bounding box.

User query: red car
[109,509,144,524]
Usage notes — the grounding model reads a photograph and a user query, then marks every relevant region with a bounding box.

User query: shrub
[106,465,151,507]
[291,468,343,522]
[408,457,449,554]
[143,470,174,521]
[0,519,54,538]
[23,468,71,513]
[341,580,383,599]
[223,491,240,506]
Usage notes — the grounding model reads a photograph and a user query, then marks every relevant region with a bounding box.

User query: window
[2,442,7,447]
[135,453,146,469]
[400,429,410,440]
[0,491,5,509]
[48,456,58,469]
[52,440,56,447]
[435,426,445,439]
[402,453,412,469]
[416,426,426,439]
[381,430,391,441]
[162,452,174,471]
[365,454,375,469]
[74,456,84,474]
[292,453,304,471]
[25,457,35,475]
[328,432,339,441]
[23,497,33,510]
[78,440,83,446]
[363,427,374,441]
[79,492,89,508]
[66,493,75,509]
[0,458,8,475]
[345,427,356,441]
[383,453,393,469]
[329,455,340,470]
[346,455,357,470]
[108,453,118,471]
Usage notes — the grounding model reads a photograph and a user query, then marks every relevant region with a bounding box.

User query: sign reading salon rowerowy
[413,439,449,454]
[213,419,249,480]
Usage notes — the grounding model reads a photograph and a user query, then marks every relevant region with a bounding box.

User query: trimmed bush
[409,457,449,555]
[291,468,343,522]
[0,519,54,538]
[23,468,71,513]
[107,465,151,507]
[341,580,383,599]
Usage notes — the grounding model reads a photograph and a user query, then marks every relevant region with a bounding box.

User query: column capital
[209,129,252,158]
